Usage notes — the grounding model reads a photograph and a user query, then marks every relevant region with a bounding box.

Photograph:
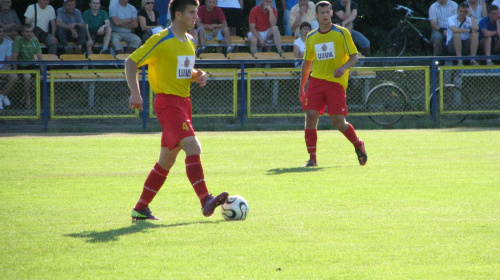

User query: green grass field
[0,129,499,279]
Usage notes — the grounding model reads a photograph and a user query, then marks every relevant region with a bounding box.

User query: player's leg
[301,77,327,167]
[326,83,367,165]
[303,110,319,167]
[179,136,228,217]
[132,146,182,220]
[330,114,367,166]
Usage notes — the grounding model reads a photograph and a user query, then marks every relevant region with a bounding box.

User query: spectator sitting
[281,0,298,36]
[466,0,487,23]
[293,21,310,68]
[289,0,318,38]
[248,0,283,56]
[331,0,370,56]
[110,0,142,54]
[446,2,479,65]
[188,27,199,48]
[0,24,16,110]
[137,0,162,43]
[57,0,87,54]
[0,0,22,42]
[478,4,500,65]
[492,1,500,10]
[196,0,233,55]
[83,0,112,55]
[217,0,244,36]
[11,24,43,108]
[293,21,310,58]
[429,0,458,56]
[24,0,58,55]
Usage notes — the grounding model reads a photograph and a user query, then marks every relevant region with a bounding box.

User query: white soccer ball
[221,195,249,221]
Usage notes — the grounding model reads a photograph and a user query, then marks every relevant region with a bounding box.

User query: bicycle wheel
[385,26,407,57]
[366,83,406,126]
[432,84,469,124]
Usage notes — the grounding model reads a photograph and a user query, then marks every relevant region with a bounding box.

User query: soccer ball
[221,195,249,221]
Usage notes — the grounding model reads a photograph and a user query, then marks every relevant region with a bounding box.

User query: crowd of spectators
[1,0,499,111]
[430,0,500,65]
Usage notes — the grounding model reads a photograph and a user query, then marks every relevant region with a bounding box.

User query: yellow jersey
[303,24,358,89]
[129,28,196,97]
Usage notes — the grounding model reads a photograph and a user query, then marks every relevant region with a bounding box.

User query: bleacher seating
[199,53,227,60]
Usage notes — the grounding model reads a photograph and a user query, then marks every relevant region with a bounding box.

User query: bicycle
[365,69,469,126]
[384,5,432,57]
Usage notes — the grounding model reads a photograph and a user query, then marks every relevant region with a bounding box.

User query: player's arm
[298,59,312,103]
[192,68,208,87]
[125,57,142,111]
[334,53,358,78]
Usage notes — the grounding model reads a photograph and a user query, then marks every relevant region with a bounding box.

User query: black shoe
[202,192,228,217]
[302,159,318,167]
[131,207,160,220]
[355,139,367,166]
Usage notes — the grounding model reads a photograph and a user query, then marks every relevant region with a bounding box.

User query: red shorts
[302,77,348,116]
[154,94,195,150]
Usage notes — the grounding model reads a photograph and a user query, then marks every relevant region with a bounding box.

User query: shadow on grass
[266,166,328,175]
[65,220,222,243]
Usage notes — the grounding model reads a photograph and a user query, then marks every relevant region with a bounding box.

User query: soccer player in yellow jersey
[298,1,367,167]
[126,0,228,220]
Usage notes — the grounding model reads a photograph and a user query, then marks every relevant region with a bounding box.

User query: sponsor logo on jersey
[177,55,195,79]
[315,42,335,61]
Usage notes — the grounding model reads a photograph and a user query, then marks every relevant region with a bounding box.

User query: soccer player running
[298,1,367,167]
[126,0,228,220]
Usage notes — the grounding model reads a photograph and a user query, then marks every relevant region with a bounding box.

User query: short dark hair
[169,0,199,21]
[458,2,469,9]
[299,21,312,30]
[24,23,33,29]
[488,4,499,13]
[315,1,331,14]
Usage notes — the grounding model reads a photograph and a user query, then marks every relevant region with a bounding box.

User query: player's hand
[129,94,143,111]
[194,69,208,87]
[299,89,306,104]
[334,67,346,78]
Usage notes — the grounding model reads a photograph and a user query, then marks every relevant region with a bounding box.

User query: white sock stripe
[143,186,158,193]
[185,162,201,167]
[192,179,205,187]
[152,167,167,177]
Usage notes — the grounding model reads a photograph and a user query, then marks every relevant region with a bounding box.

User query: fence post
[239,61,246,128]
[42,63,49,131]
[430,59,438,123]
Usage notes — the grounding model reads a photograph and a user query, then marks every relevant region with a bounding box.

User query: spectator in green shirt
[11,24,42,108]
[83,0,112,54]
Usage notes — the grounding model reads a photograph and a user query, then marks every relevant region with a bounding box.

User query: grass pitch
[0,129,499,279]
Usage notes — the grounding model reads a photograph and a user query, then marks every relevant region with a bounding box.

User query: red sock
[185,155,209,207]
[305,129,317,161]
[135,162,169,210]
[342,124,362,148]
